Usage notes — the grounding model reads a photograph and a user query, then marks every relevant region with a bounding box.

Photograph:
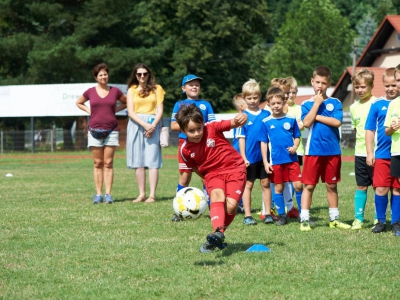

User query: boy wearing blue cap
[170,74,216,222]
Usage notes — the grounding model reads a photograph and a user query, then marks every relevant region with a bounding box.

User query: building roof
[331,67,387,101]
[357,15,400,66]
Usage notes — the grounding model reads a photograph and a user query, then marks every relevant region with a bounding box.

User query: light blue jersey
[301,97,342,156]
[171,99,215,139]
[236,109,271,164]
[259,115,300,165]
[364,97,392,159]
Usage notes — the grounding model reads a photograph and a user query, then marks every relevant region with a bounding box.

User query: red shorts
[178,138,192,173]
[205,171,247,202]
[302,155,341,185]
[270,162,302,184]
[373,159,400,188]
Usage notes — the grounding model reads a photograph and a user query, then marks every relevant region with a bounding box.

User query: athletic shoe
[104,194,114,204]
[237,205,245,214]
[287,207,299,218]
[300,220,311,231]
[243,216,257,225]
[206,229,227,250]
[92,195,103,204]
[329,219,351,229]
[171,214,182,222]
[371,221,386,233]
[351,219,363,230]
[263,214,274,224]
[276,214,288,226]
[298,216,317,227]
[391,222,400,236]
[270,211,280,221]
[199,241,217,253]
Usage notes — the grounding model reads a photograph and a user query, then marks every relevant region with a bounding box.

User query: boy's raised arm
[231,113,248,129]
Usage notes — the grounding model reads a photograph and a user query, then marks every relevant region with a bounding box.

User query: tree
[265,0,356,85]
[355,14,377,57]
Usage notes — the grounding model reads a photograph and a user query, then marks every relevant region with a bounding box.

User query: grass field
[1,147,399,299]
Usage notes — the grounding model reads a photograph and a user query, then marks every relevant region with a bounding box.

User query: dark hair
[127,63,156,98]
[175,104,204,132]
[266,86,285,102]
[92,63,109,78]
[313,66,332,80]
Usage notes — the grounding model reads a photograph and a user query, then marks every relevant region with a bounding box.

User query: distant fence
[0,129,182,153]
[0,128,355,153]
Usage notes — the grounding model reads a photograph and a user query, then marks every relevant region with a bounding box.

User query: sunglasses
[136,72,149,77]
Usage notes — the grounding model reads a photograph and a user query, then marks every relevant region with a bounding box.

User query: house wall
[372,31,400,67]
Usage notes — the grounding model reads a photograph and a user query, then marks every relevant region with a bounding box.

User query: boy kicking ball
[175,104,248,253]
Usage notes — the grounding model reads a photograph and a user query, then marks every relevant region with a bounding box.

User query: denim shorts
[88,131,119,147]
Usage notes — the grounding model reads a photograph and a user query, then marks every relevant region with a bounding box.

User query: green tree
[355,14,377,57]
[376,0,398,25]
[265,0,355,85]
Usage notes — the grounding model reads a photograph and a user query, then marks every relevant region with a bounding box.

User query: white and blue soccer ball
[173,187,208,220]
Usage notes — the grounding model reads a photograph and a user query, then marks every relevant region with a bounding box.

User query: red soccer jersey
[180,120,246,178]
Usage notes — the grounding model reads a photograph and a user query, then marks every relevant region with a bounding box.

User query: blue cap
[181,74,203,87]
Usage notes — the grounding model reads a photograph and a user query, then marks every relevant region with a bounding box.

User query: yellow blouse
[131,84,165,114]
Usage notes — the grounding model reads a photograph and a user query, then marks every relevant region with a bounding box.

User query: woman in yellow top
[126,63,165,203]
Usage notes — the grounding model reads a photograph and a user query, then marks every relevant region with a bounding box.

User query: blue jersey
[236,109,271,164]
[232,127,240,152]
[259,115,300,165]
[301,97,342,156]
[171,99,215,139]
[364,97,392,159]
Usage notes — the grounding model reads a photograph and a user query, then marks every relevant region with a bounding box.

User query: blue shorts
[88,131,119,147]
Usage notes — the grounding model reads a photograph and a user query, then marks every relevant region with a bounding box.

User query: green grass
[1,148,399,299]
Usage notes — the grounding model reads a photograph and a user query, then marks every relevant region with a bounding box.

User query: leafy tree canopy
[265,0,356,85]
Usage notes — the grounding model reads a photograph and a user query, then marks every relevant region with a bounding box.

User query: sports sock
[283,182,294,211]
[224,211,236,229]
[329,207,339,221]
[210,202,226,232]
[270,183,276,209]
[354,189,367,222]
[295,191,302,212]
[202,184,210,206]
[300,209,309,221]
[176,183,185,192]
[375,194,388,223]
[391,195,400,224]
[274,193,285,215]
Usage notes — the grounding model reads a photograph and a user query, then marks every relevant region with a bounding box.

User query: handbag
[89,124,116,140]
[153,89,169,148]
[160,126,170,148]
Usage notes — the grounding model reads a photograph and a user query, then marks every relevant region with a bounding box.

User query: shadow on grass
[193,260,225,267]
[114,196,174,202]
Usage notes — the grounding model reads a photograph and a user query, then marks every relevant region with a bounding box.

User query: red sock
[210,202,225,232]
[224,212,236,230]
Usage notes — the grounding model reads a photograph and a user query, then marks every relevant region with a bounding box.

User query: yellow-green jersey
[384,96,400,156]
[350,96,376,156]
[286,103,304,156]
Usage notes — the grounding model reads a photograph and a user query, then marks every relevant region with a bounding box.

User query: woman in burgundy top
[76,63,127,204]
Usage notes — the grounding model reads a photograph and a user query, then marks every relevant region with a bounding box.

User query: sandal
[132,195,146,203]
[145,196,156,203]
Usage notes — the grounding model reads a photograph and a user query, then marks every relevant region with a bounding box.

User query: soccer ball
[173,187,208,220]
